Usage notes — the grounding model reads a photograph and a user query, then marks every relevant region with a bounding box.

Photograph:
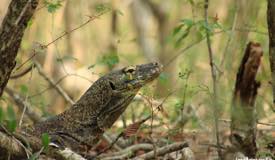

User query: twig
[102,133,122,151]
[220,119,275,127]
[57,148,87,160]
[164,30,225,67]
[234,27,268,35]
[43,9,111,48]
[199,143,227,150]
[18,64,34,128]
[34,61,75,105]
[5,87,42,123]
[257,121,275,127]
[99,143,154,160]
[133,141,189,160]
[204,0,222,159]
[30,73,93,98]
[220,3,238,69]
[97,116,151,157]
[10,65,34,79]
[96,132,124,156]
[14,9,111,71]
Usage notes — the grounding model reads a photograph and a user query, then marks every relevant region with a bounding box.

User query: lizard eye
[123,66,136,74]
[109,81,116,90]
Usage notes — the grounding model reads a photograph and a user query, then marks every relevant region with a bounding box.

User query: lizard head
[95,62,163,130]
[106,62,163,93]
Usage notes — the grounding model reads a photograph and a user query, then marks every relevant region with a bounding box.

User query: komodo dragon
[29,62,162,151]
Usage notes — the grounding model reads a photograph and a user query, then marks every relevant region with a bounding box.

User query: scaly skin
[31,62,162,151]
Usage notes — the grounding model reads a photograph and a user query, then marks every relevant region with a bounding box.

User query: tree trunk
[0,0,38,96]
[230,42,262,158]
[267,0,275,110]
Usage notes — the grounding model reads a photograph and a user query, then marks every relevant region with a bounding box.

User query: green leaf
[99,52,119,69]
[187,0,195,5]
[20,84,28,95]
[27,18,33,28]
[158,73,169,85]
[181,19,194,27]
[94,3,110,13]
[7,119,17,132]
[175,31,190,48]
[41,133,50,149]
[173,24,183,36]
[0,107,4,123]
[44,0,63,13]
[7,105,16,120]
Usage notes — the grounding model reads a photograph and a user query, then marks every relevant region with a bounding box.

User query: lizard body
[30,62,162,150]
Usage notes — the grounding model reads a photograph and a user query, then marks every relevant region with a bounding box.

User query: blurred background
[0,0,273,158]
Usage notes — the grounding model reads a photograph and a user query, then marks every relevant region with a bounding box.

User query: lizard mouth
[126,62,163,89]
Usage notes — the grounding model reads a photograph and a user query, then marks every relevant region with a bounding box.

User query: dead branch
[166,147,195,160]
[102,133,122,151]
[99,143,154,160]
[34,61,75,105]
[133,141,189,160]
[4,87,42,123]
[230,42,263,157]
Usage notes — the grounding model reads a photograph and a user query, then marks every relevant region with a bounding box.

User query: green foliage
[27,18,33,28]
[172,18,224,48]
[44,0,63,13]
[0,107,3,123]
[257,151,274,159]
[41,133,50,149]
[173,19,194,48]
[99,52,119,69]
[186,0,195,5]
[20,84,28,95]
[158,73,169,85]
[7,105,17,132]
[94,3,111,13]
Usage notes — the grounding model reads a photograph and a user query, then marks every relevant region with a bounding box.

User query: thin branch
[18,63,34,128]
[10,65,34,79]
[204,0,222,159]
[5,87,42,123]
[34,61,75,105]
[29,73,93,98]
[99,143,154,160]
[133,141,189,160]
[14,9,111,71]
[43,9,111,48]
[57,148,87,160]
[102,133,122,151]
[164,30,225,67]
[220,3,238,69]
